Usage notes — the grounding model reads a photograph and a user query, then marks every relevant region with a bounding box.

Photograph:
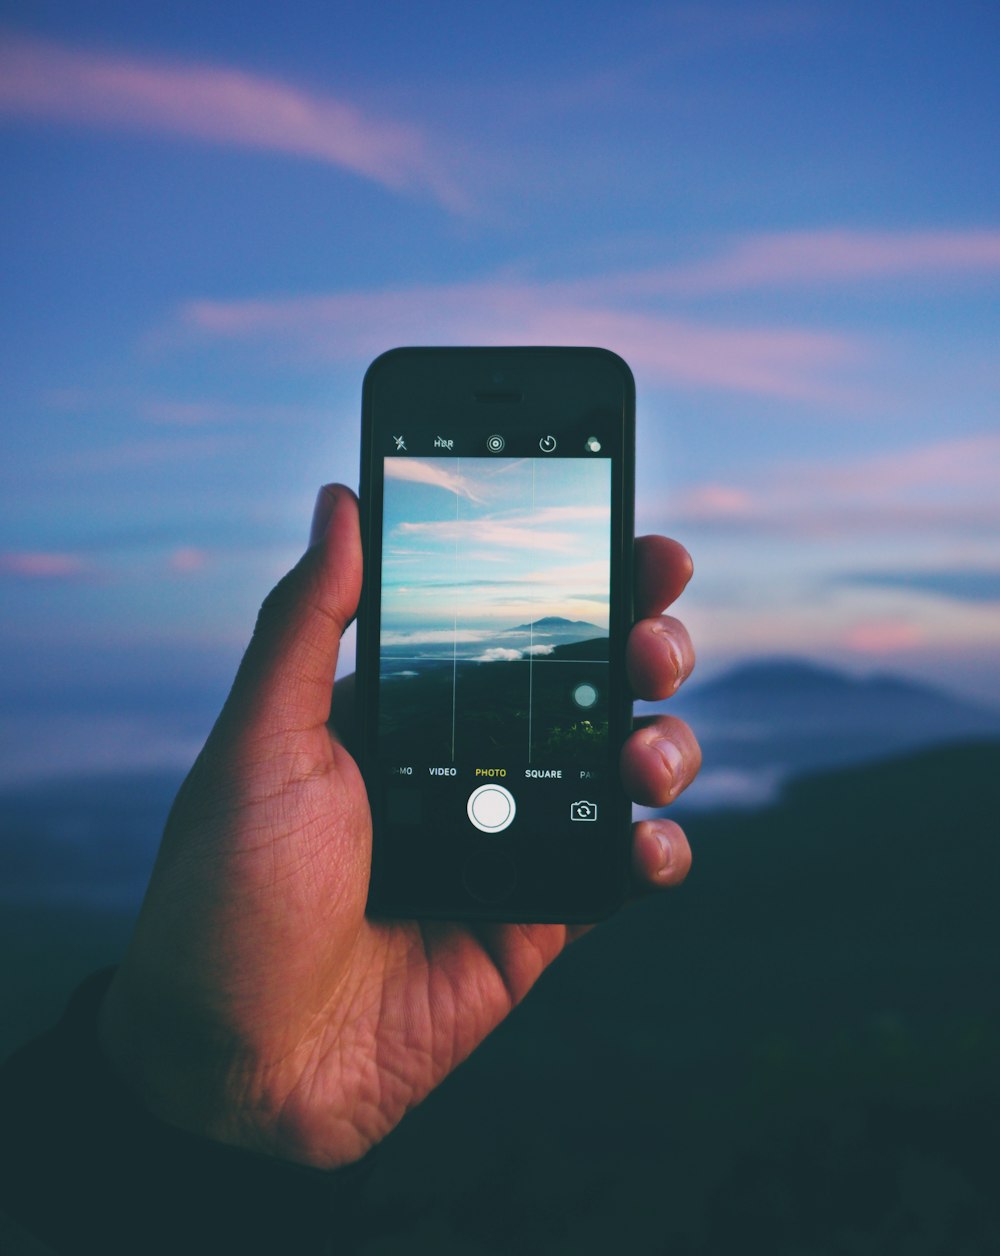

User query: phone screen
[359,348,634,920]
[379,452,611,773]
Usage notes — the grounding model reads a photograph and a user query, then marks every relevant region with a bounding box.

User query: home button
[462,850,517,904]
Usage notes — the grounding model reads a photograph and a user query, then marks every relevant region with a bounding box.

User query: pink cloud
[670,433,1000,536]
[664,2,828,48]
[843,620,924,654]
[675,484,757,520]
[0,551,93,579]
[814,434,1000,496]
[617,229,1000,296]
[167,547,210,574]
[0,34,465,210]
[139,399,328,426]
[168,226,1000,402]
[179,280,860,402]
[42,390,330,428]
[53,433,245,474]
[503,307,856,402]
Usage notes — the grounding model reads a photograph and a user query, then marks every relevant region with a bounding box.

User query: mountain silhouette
[504,616,606,638]
[646,656,1000,808]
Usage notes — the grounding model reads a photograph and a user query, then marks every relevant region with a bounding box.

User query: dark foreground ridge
[2,740,999,1251]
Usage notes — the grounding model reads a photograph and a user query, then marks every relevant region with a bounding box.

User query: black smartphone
[357,346,635,921]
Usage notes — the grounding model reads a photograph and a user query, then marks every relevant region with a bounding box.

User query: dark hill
[3,743,999,1250]
[652,656,1000,806]
[692,656,858,699]
[361,739,1000,1250]
[0,770,178,906]
[684,739,1000,971]
[548,636,609,661]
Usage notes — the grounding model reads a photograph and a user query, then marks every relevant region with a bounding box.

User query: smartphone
[357,347,635,921]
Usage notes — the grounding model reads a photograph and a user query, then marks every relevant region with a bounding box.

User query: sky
[1,1,998,784]
[381,456,611,651]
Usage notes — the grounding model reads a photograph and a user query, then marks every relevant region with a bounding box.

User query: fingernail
[654,827,674,879]
[652,736,685,796]
[650,619,686,691]
[309,487,338,548]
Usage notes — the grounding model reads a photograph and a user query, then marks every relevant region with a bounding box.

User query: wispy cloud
[661,2,830,50]
[384,458,486,503]
[812,434,1000,497]
[0,33,465,209]
[167,226,998,401]
[670,433,1000,537]
[530,505,611,525]
[140,399,329,427]
[0,546,224,583]
[0,552,94,580]
[839,570,1000,604]
[614,229,1000,296]
[162,226,1000,401]
[381,629,487,646]
[42,388,331,428]
[52,434,245,474]
[396,518,578,553]
[178,278,860,402]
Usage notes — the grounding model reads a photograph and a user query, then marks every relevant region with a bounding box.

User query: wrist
[97,964,373,1170]
[97,965,277,1159]
[1,968,380,1255]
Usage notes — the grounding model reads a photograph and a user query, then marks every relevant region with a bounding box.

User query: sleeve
[0,969,377,1256]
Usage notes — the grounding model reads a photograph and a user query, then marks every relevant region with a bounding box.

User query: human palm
[100,486,700,1169]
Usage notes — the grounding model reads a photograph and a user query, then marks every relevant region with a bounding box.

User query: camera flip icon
[570,799,598,822]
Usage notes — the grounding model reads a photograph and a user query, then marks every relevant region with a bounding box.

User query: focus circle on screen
[572,682,599,709]
[467,784,516,833]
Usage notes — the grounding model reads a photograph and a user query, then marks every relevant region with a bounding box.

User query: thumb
[224,484,362,736]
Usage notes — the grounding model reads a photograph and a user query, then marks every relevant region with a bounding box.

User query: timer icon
[539,435,557,453]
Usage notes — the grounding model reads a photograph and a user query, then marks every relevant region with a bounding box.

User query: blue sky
[1,2,998,783]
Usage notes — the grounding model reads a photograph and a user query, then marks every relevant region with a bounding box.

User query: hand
[99,485,701,1169]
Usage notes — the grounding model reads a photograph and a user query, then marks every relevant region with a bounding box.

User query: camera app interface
[378,452,611,775]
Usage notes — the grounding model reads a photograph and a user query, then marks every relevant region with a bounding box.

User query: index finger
[634,535,693,619]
